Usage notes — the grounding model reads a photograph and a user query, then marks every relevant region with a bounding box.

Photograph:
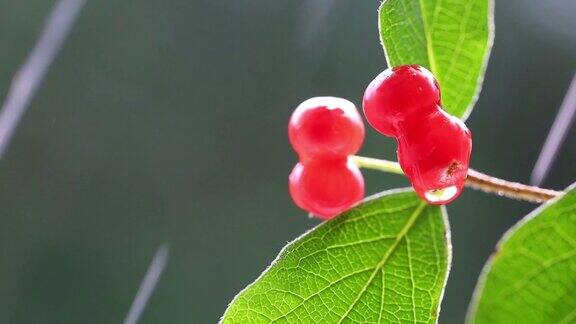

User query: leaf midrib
[268,201,428,323]
[336,201,428,323]
[417,0,438,77]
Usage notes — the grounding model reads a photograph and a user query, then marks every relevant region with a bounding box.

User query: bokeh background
[0,0,575,323]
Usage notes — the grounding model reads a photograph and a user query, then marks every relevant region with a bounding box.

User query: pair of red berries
[289,65,472,219]
[364,65,472,204]
[288,97,365,219]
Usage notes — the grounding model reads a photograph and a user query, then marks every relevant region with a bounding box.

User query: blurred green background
[0,0,575,323]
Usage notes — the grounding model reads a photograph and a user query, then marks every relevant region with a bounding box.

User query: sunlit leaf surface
[469,187,576,324]
[222,189,451,323]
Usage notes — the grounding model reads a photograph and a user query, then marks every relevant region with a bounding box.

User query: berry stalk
[351,155,563,203]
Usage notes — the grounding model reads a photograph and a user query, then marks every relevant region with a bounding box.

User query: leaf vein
[336,202,427,323]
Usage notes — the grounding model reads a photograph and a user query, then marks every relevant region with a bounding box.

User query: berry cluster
[363,65,472,204]
[287,65,472,219]
[288,97,365,219]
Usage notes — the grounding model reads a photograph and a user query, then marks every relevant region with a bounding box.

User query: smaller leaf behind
[378,0,494,119]
[468,185,576,324]
[221,189,451,324]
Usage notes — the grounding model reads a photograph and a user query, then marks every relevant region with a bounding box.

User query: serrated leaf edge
[220,187,452,324]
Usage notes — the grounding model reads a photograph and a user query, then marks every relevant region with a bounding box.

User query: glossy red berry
[289,158,364,219]
[363,65,440,136]
[289,97,364,160]
[396,110,472,204]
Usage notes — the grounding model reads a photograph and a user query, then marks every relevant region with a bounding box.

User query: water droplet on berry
[423,186,459,204]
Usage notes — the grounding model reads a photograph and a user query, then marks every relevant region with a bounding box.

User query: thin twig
[124,244,170,324]
[530,73,576,186]
[0,0,86,158]
[467,169,561,203]
[351,155,563,203]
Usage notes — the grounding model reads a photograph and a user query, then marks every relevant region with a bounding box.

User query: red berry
[396,110,471,204]
[363,65,440,136]
[289,158,364,219]
[289,97,364,160]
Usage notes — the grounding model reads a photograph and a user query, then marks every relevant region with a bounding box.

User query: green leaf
[468,187,576,324]
[221,189,451,323]
[378,0,494,119]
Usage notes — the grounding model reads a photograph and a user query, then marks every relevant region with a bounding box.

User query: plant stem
[350,155,563,203]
